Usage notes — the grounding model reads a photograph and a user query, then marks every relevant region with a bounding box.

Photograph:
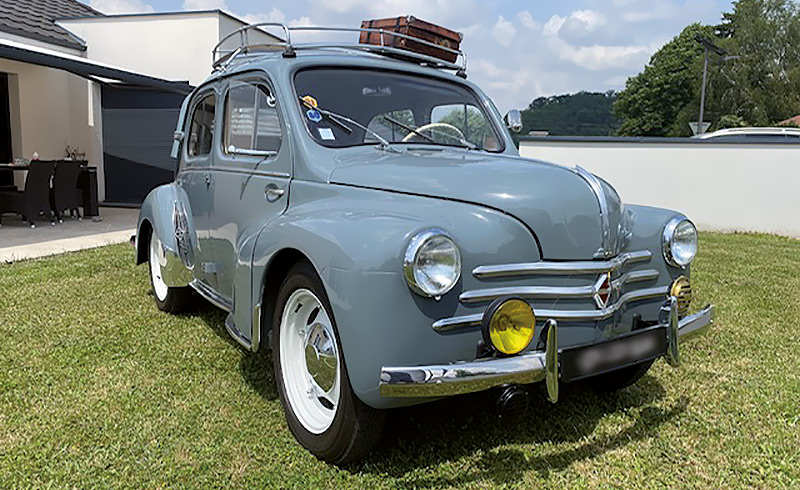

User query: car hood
[328,149,625,260]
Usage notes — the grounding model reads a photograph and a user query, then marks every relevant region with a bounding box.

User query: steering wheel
[402,122,465,143]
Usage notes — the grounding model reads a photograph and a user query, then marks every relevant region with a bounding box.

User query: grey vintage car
[135,24,714,463]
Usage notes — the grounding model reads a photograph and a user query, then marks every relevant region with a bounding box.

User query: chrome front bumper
[379,301,715,401]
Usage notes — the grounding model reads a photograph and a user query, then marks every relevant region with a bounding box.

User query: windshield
[294,68,504,152]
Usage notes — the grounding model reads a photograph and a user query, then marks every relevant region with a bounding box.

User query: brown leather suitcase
[359,16,463,63]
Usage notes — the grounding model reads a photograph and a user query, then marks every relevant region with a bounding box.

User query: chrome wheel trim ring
[279,288,341,434]
[149,234,169,302]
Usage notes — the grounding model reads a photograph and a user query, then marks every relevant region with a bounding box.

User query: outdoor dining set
[0,160,93,228]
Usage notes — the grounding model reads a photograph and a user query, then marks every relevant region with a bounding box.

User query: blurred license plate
[560,327,667,382]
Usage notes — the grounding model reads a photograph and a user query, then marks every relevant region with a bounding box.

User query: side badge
[306,109,323,123]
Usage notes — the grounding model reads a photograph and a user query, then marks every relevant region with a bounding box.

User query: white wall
[60,12,281,87]
[0,58,103,198]
[59,14,220,86]
[519,139,800,237]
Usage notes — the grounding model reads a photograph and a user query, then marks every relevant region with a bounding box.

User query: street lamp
[694,36,739,135]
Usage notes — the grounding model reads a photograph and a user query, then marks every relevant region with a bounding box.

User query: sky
[87,0,736,111]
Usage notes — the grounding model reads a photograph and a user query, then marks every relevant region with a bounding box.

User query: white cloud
[491,16,516,47]
[516,11,541,31]
[552,42,651,71]
[543,15,565,37]
[242,7,286,25]
[182,0,227,11]
[89,0,154,14]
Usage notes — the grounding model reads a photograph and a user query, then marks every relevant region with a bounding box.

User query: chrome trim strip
[190,279,233,312]
[225,314,253,350]
[473,250,651,279]
[574,165,611,258]
[251,303,262,352]
[677,304,714,339]
[460,269,659,304]
[434,286,669,332]
[180,167,291,179]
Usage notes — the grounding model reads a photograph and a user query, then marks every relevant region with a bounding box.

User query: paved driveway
[0,207,138,262]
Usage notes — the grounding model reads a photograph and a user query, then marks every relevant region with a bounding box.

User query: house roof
[780,115,800,127]
[0,0,102,51]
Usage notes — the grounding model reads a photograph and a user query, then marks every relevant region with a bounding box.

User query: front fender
[135,183,195,288]
[252,181,540,409]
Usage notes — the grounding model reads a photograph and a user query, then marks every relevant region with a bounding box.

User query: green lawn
[0,233,798,489]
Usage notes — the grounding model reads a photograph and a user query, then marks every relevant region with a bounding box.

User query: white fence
[519,137,800,237]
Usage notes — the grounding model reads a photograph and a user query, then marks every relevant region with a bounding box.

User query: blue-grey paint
[137,49,694,409]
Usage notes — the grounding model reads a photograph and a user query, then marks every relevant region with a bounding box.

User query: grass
[0,232,798,489]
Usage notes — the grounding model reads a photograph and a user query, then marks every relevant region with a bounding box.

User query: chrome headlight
[403,229,461,298]
[662,217,698,267]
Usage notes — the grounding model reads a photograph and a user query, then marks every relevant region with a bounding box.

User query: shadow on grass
[349,376,685,487]
[190,302,279,401]
[185,297,683,486]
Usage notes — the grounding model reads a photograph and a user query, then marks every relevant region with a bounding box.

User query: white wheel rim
[149,234,169,302]
[280,288,341,434]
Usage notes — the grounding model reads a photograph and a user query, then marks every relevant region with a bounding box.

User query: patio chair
[0,161,56,228]
[50,161,82,222]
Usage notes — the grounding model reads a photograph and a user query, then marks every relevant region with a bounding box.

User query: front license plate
[560,326,667,382]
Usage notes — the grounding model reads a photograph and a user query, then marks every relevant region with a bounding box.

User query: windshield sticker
[362,86,392,96]
[318,127,335,140]
[306,109,323,123]
[301,95,318,108]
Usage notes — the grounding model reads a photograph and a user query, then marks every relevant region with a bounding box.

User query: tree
[520,91,618,136]
[614,23,716,136]
[615,0,800,136]
[705,0,800,127]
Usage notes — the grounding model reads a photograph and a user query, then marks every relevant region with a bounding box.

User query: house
[0,1,278,204]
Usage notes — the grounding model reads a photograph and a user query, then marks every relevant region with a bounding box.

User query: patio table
[0,162,99,217]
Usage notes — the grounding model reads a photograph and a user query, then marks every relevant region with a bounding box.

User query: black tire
[590,359,655,393]
[273,261,385,464]
[148,229,196,314]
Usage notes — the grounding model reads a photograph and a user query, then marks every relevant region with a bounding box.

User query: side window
[187,93,215,157]
[366,109,415,143]
[224,81,281,154]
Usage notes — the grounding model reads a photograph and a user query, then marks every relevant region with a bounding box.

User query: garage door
[102,85,185,204]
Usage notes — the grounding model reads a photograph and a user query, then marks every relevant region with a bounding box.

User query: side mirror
[504,110,522,133]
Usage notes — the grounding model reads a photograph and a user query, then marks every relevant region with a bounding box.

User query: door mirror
[504,109,523,133]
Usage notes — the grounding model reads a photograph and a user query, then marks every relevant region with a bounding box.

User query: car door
[208,74,290,304]
[176,88,219,290]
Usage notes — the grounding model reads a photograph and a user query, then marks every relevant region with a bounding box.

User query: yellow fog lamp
[670,276,692,317]
[481,298,536,355]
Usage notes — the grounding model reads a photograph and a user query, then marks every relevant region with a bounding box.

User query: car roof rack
[212,23,468,78]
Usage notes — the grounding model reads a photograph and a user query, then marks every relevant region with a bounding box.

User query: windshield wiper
[299,97,399,153]
[382,115,437,145]
[383,115,477,150]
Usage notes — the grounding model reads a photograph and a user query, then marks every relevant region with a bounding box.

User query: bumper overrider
[379,297,714,403]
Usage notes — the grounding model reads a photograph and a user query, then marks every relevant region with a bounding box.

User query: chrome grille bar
[460,269,658,304]
[434,286,669,332]
[472,250,651,279]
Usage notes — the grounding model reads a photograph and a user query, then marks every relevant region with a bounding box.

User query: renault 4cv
[135,23,715,463]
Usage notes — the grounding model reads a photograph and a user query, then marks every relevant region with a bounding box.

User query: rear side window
[187,94,215,157]
[224,81,281,154]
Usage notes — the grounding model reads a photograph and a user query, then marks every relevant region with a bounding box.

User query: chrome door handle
[265,184,285,202]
